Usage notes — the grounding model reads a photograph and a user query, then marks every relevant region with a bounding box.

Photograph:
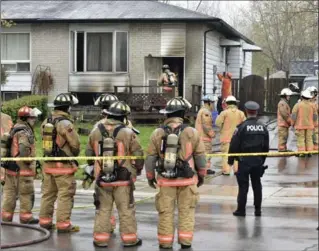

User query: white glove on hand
[84,165,94,177]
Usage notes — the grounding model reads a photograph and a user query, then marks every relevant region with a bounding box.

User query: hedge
[2,95,48,122]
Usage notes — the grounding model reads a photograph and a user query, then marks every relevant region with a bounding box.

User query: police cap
[244,101,260,113]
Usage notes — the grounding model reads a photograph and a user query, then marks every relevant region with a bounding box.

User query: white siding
[242,51,252,77]
[1,73,32,91]
[227,47,241,78]
[161,23,186,57]
[205,31,226,96]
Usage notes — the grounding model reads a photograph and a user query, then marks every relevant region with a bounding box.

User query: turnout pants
[278,127,289,151]
[204,141,212,170]
[156,184,199,248]
[313,127,318,151]
[221,143,238,174]
[235,164,262,212]
[295,129,314,151]
[93,186,138,246]
[2,173,35,222]
[39,172,76,230]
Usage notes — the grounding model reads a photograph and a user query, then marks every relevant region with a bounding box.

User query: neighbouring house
[1,0,261,103]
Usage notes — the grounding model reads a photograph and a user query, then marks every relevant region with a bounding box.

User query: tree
[240,1,318,75]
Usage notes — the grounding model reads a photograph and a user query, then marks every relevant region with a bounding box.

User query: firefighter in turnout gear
[145,97,207,249]
[229,101,269,217]
[291,89,318,157]
[277,88,293,151]
[39,93,81,232]
[217,72,233,110]
[2,106,41,224]
[306,86,318,151]
[86,101,144,248]
[158,64,178,95]
[215,95,246,175]
[1,109,13,184]
[195,95,216,175]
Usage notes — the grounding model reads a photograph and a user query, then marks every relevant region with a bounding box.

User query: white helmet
[280,88,293,96]
[225,95,237,103]
[30,107,42,117]
[306,86,318,93]
[301,89,313,99]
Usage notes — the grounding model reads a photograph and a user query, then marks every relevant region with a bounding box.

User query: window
[1,33,30,72]
[71,31,128,73]
[3,92,18,101]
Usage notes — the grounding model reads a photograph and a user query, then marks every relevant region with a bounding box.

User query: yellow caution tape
[1,150,318,162]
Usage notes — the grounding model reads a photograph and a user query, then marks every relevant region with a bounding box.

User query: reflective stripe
[12,135,19,158]
[185,142,194,169]
[314,145,318,150]
[298,147,306,151]
[20,212,33,220]
[178,231,193,239]
[0,175,4,180]
[94,233,111,242]
[2,211,13,219]
[278,145,287,150]
[100,178,136,187]
[146,172,154,179]
[201,137,212,142]
[306,146,313,151]
[6,169,35,177]
[44,167,77,175]
[198,168,207,176]
[163,86,173,92]
[110,215,116,226]
[121,233,137,242]
[117,141,125,165]
[157,176,198,187]
[56,221,71,229]
[158,234,174,243]
[39,217,52,225]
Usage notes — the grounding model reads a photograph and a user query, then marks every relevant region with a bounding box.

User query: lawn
[34,123,157,179]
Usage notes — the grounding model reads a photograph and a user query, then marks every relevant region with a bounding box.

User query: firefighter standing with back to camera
[215,95,246,175]
[277,88,293,152]
[306,86,318,151]
[39,93,81,232]
[291,89,317,157]
[86,101,144,248]
[195,94,216,175]
[145,97,207,249]
[228,101,269,217]
[158,64,178,96]
[2,106,41,224]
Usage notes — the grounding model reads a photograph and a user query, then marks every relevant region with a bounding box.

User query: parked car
[302,76,318,91]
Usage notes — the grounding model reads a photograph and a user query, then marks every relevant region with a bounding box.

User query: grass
[34,122,157,179]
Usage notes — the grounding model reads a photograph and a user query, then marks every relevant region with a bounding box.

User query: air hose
[0,222,51,249]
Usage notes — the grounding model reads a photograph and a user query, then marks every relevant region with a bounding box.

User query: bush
[2,95,48,122]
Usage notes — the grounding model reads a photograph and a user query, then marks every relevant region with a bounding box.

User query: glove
[197,176,204,187]
[82,165,95,189]
[84,165,94,177]
[148,178,157,189]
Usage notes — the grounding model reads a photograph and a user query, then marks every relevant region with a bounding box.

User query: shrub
[2,95,48,122]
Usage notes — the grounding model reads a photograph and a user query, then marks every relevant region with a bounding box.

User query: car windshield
[303,79,318,90]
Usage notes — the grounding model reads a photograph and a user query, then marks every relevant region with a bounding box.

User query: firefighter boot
[233,210,246,217]
[57,225,80,233]
[20,217,39,225]
[123,238,142,247]
[181,244,192,249]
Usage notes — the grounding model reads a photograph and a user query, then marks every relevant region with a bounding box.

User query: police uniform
[145,97,207,249]
[39,93,81,232]
[228,101,269,216]
[2,107,39,224]
[86,101,144,248]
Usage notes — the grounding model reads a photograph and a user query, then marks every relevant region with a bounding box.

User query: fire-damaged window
[71,31,128,73]
[1,33,30,72]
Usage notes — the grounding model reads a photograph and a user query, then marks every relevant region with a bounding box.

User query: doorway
[162,57,184,97]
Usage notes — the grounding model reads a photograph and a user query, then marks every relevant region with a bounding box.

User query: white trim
[84,31,87,72]
[220,38,241,47]
[74,31,77,72]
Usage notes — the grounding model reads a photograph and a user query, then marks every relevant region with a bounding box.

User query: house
[289,60,316,86]
[1,0,261,103]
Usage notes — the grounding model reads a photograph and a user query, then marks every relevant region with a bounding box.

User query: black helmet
[104,101,131,116]
[159,97,192,114]
[162,64,170,70]
[94,93,118,108]
[53,93,79,107]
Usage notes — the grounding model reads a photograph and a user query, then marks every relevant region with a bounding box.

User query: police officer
[195,95,216,175]
[39,93,81,232]
[145,97,207,249]
[228,101,269,217]
[2,106,41,224]
[86,101,144,248]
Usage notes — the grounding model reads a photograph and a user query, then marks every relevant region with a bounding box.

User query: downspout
[203,20,223,95]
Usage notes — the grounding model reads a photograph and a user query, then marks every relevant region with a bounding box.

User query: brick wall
[185,23,204,101]
[129,23,161,87]
[31,23,69,101]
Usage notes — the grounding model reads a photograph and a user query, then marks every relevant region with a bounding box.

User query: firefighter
[215,95,246,175]
[158,64,178,95]
[291,89,318,157]
[277,88,293,152]
[217,72,232,110]
[195,95,216,175]
[39,93,81,232]
[2,106,41,224]
[1,108,13,184]
[145,97,207,249]
[228,101,269,217]
[86,101,144,248]
[306,86,318,151]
